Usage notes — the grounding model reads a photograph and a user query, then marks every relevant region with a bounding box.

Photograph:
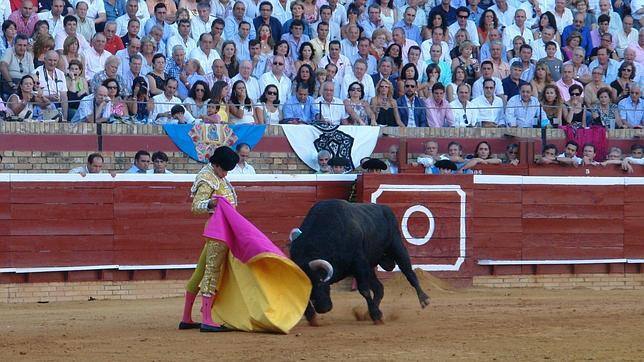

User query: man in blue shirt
[502,61,529,99]
[125,150,151,173]
[618,84,644,128]
[561,12,594,57]
[282,84,319,124]
[430,0,457,25]
[144,3,173,42]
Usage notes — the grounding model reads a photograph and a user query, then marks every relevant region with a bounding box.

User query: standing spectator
[229,143,256,174]
[150,77,181,123]
[148,151,172,174]
[396,78,426,127]
[425,82,454,128]
[506,83,545,128]
[125,150,151,173]
[282,83,318,124]
[618,85,644,128]
[316,80,347,125]
[69,153,108,175]
[85,33,112,80]
[371,78,402,126]
[471,78,504,127]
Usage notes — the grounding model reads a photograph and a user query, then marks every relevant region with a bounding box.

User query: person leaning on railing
[6,74,52,120]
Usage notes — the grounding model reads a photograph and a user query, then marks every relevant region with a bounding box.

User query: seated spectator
[125,150,151,174]
[147,54,170,96]
[610,61,636,101]
[563,84,589,127]
[148,151,173,174]
[425,83,455,127]
[260,54,292,102]
[0,35,34,98]
[208,80,230,123]
[506,83,546,128]
[556,140,583,166]
[177,59,207,100]
[383,144,399,174]
[371,79,403,127]
[184,80,211,120]
[472,60,504,98]
[580,143,600,166]
[429,159,458,175]
[150,78,181,123]
[103,78,130,121]
[590,87,624,129]
[502,61,529,100]
[462,141,502,170]
[396,79,427,128]
[315,149,332,174]
[450,83,475,128]
[229,80,258,124]
[414,140,440,173]
[539,41,563,81]
[282,83,318,124]
[344,82,376,126]
[624,144,644,166]
[618,84,644,128]
[556,63,584,103]
[503,143,520,166]
[65,60,90,112]
[70,85,111,123]
[33,50,68,120]
[89,56,126,96]
[169,104,196,124]
[470,79,504,127]
[257,84,281,125]
[127,76,154,124]
[316,81,347,125]
[327,157,350,174]
[229,143,256,174]
[530,60,553,98]
[6,75,53,121]
[584,66,615,107]
[442,141,467,170]
[340,59,375,101]
[540,84,564,127]
[600,146,633,173]
[536,144,559,165]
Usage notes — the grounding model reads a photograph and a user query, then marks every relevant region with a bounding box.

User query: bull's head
[306,259,334,313]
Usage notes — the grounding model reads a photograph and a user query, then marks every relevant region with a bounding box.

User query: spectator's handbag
[41,107,63,122]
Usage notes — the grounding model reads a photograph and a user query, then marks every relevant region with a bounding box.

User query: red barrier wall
[1,174,643,285]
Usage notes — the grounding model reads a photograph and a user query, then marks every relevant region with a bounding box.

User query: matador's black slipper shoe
[178,321,201,330]
[200,324,234,332]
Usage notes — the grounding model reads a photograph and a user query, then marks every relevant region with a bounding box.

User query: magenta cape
[202,196,311,333]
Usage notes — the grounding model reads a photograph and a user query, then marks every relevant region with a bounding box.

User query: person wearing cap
[360,157,387,173]
[429,159,458,174]
[327,156,350,174]
[181,146,240,332]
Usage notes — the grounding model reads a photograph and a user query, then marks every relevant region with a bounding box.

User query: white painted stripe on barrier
[473,175,523,184]
[478,259,627,265]
[1,173,358,183]
[627,259,644,263]
[624,178,644,185]
[12,265,119,273]
[0,268,16,273]
[474,175,636,185]
[118,264,197,270]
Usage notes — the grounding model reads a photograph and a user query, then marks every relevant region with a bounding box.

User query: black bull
[289,199,430,325]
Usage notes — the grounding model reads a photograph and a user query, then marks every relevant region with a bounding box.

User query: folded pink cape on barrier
[203,196,285,262]
[202,195,311,334]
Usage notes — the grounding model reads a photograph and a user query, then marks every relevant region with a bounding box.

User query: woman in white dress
[257,84,281,125]
[229,80,259,124]
[377,0,397,32]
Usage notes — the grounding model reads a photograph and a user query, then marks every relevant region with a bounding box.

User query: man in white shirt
[191,1,215,42]
[115,0,145,38]
[340,24,360,60]
[448,6,480,47]
[598,0,622,37]
[229,143,257,174]
[341,59,375,101]
[488,0,516,29]
[472,61,504,98]
[70,85,111,123]
[470,78,505,127]
[231,60,260,103]
[506,83,546,127]
[616,15,638,58]
[150,78,182,123]
[328,0,347,27]
[315,81,347,125]
[260,54,292,100]
[34,50,68,120]
[54,15,91,52]
[39,0,65,36]
[503,8,534,50]
[450,83,476,128]
[551,0,573,33]
[225,1,256,41]
[420,26,450,65]
[85,33,112,80]
[189,33,221,76]
[318,40,350,80]
[532,26,561,61]
[312,5,340,41]
[270,0,292,24]
[166,19,197,58]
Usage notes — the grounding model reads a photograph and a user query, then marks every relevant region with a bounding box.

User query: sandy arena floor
[1,273,644,361]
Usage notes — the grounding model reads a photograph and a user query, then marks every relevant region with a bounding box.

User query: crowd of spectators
[0,0,642,127]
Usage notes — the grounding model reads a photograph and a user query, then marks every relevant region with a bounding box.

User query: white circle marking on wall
[400,205,435,246]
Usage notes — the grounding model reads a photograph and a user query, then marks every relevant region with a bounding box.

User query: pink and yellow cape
[203,196,311,334]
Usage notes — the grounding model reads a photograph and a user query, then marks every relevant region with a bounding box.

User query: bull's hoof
[308,316,321,327]
[420,297,431,308]
[373,319,384,325]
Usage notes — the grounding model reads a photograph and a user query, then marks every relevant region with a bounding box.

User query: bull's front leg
[353,260,383,324]
[304,301,320,326]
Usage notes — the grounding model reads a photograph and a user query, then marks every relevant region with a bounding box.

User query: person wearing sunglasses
[563,84,588,127]
[259,54,292,105]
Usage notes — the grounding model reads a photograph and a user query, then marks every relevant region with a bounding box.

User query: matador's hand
[208,198,219,209]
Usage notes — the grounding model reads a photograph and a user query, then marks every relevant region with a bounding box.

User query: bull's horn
[289,228,302,242]
[308,259,333,282]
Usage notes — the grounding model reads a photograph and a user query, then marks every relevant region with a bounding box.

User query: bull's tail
[384,206,431,308]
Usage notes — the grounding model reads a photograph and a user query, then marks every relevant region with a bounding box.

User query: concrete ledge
[473,274,644,290]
